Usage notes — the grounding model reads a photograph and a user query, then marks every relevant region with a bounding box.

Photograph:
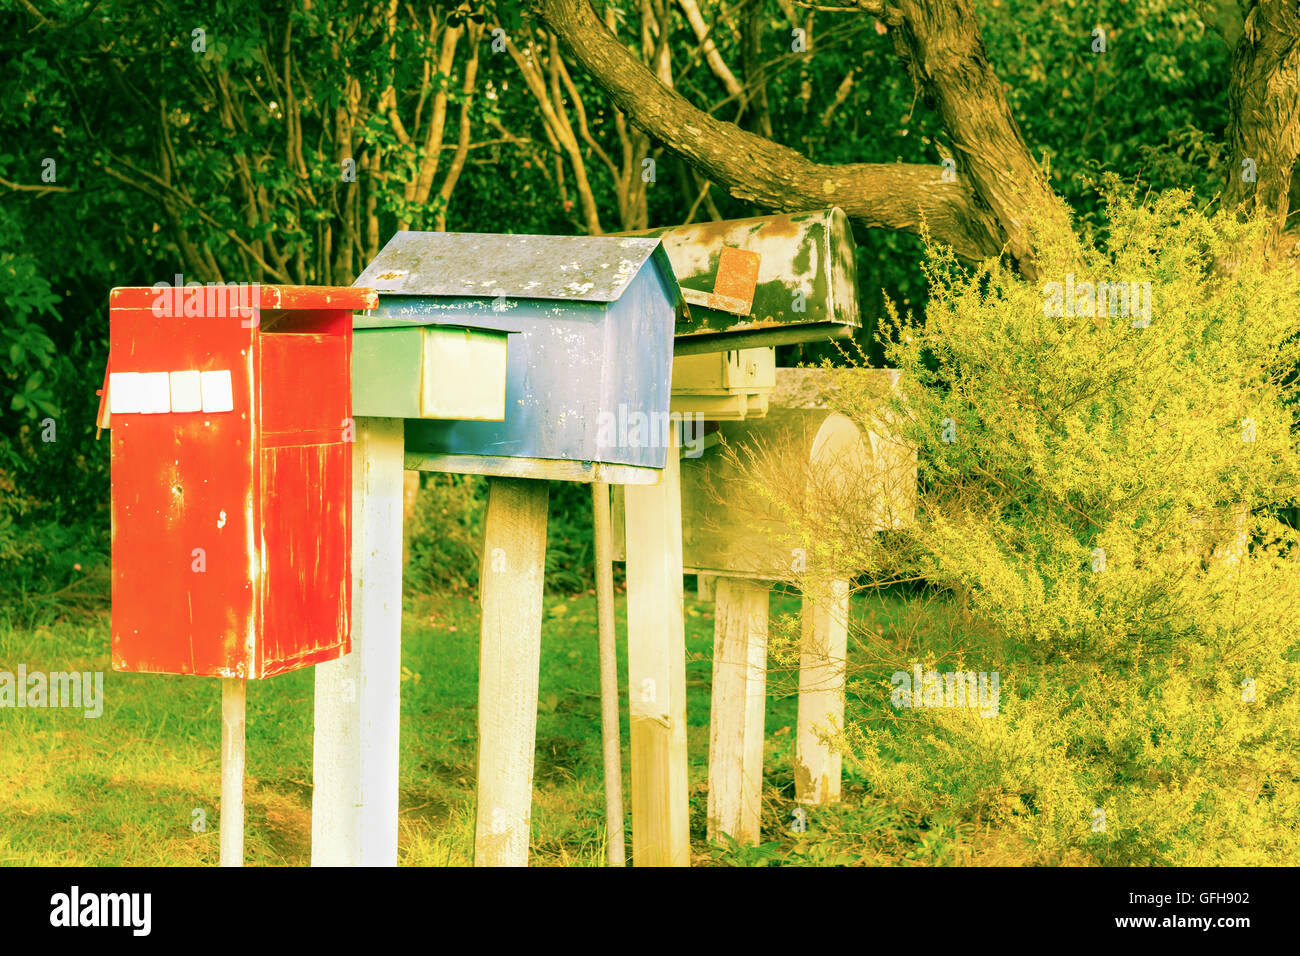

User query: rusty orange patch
[713,247,761,311]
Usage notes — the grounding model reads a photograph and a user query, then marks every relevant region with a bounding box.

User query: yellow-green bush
[782,188,1300,864]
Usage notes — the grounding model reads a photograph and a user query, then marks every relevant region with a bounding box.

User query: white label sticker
[107,368,235,414]
[108,372,142,414]
[139,372,172,414]
[200,370,235,413]
[169,370,202,413]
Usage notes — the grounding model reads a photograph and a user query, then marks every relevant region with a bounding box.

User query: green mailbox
[352,325,511,421]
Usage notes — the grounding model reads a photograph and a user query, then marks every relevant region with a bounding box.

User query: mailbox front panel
[255,330,352,676]
[110,308,259,676]
[258,441,350,675]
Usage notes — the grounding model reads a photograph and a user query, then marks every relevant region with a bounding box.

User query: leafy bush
[0,234,111,613]
[406,473,489,594]
[747,187,1300,864]
[0,249,61,421]
[406,473,600,595]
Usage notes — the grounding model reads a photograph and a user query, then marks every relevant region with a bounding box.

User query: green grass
[0,585,1029,866]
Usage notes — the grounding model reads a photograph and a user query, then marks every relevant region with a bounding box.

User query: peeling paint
[355,231,674,305]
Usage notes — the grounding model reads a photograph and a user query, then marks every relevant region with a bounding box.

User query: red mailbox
[100,284,376,679]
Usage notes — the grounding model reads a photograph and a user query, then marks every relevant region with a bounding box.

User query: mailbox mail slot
[102,284,375,679]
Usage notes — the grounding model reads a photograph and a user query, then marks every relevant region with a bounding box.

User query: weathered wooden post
[475,476,550,866]
[100,284,374,867]
[311,415,406,866]
[590,480,627,866]
[611,208,866,844]
[351,231,681,867]
[707,577,770,844]
[219,677,246,867]
[796,580,852,805]
[309,304,513,866]
[622,425,691,865]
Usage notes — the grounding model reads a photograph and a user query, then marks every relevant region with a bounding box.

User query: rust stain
[758,213,801,238]
[713,247,761,309]
[686,218,739,243]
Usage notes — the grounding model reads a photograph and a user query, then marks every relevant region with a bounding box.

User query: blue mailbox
[354,231,682,484]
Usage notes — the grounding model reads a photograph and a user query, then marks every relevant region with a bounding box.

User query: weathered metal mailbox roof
[355,231,678,305]
[622,207,860,355]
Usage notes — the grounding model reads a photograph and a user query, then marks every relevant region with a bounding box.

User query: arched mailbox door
[677,408,873,581]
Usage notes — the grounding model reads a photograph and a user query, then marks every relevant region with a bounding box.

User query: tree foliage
[0,0,1269,595]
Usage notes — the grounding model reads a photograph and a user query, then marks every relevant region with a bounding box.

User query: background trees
[0,0,1277,598]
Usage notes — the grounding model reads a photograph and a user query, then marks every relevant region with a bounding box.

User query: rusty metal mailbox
[354,231,682,484]
[101,284,375,679]
[626,207,859,355]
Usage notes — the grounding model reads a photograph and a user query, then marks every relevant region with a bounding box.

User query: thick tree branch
[890,0,1070,271]
[1221,0,1300,242]
[533,0,1004,260]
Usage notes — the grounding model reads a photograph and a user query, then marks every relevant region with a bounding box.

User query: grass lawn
[0,585,1028,866]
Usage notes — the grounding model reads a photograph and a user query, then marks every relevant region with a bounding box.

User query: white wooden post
[311,416,405,866]
[623,427,690,866]
[795,579,851,805]
[706,577,769,845]
[219,677,246,867]
[474,477,550,867]
[591,481,627,866]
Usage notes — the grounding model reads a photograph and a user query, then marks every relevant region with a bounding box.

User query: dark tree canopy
[0,0,1287,588]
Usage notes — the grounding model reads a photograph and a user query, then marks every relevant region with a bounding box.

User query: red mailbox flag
[104,284,376,678]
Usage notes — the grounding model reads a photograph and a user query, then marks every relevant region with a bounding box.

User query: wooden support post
[623,428,690,866]
[219,676,246,867]
[474,477,550,867]
[706,578,769,845]
[591,481,627,866]
[697,573,715,603]
[795,580,851,805]
[311,417,405,866]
